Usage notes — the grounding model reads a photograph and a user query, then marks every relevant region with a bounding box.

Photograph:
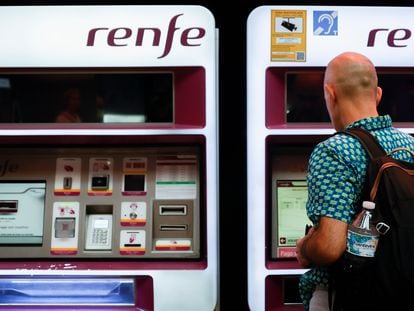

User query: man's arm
[296,216,348,267]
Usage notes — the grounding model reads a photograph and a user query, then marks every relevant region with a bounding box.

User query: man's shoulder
[309,132,368,166]
[387,127,414,141]
[317,132,362,150]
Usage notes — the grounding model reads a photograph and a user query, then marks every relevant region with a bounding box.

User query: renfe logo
[367,28,412,47]
[86,14,206,58]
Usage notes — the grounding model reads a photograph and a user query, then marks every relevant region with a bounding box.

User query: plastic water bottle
[343,201,379,271]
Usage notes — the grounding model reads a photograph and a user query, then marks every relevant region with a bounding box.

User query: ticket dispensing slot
[282,277,302,306]
[0,277,136,306]
[265,275,303,308]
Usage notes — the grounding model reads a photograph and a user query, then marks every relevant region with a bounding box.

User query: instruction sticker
[271,10,306,62]
[155,155,197,199]
[88,158,113,196]
[54,158,81,196]
[122,157,147,196]
[120,230,145,255]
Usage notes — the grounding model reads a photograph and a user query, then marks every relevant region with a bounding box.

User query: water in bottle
[343,200,379,271]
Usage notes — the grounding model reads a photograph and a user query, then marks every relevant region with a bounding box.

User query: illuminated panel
[274,180,310,259]
[0,182,45,245]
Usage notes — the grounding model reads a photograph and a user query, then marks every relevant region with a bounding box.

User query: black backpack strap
[329,128,386,311]
[338,127,386,159]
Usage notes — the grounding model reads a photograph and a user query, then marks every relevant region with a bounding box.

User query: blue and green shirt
[299,115,414,310]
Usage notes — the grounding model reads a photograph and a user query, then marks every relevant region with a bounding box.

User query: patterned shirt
[299,115,414,310]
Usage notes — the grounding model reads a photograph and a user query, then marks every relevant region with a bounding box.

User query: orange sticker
[271,10,307,62]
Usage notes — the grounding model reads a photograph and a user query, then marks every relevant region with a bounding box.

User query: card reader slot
[159,224,188,231]
[159,205,187,216]
[63,177,72,190]
[0,201,18,213]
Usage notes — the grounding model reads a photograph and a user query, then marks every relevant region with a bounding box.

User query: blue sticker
[313,11,338,36]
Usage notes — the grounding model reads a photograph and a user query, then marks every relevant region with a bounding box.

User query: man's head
[323,52,382,131]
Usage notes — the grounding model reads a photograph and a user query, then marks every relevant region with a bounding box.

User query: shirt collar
[345,115,392,131]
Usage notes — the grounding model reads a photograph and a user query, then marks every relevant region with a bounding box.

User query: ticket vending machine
[0,5,218,311]
[247,5,414,311]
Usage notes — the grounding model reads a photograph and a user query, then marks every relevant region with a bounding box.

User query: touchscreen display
[275,180,311,258]
[0,181,45,245]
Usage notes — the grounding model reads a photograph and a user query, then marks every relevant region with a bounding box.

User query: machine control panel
[0,146,201,259]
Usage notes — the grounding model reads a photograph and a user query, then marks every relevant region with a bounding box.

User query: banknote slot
[159,205,187,216]
[153,199,194,243]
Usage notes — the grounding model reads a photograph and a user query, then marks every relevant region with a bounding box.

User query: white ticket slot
[54,158,82,196]
[88,158,113,196]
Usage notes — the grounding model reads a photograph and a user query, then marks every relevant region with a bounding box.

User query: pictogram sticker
[313,11,338,36]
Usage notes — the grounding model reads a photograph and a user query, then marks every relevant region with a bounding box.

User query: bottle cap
[362,201,375,210]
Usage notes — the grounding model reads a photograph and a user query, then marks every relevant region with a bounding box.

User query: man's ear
[324,83,336,104]
[376,86,382,106]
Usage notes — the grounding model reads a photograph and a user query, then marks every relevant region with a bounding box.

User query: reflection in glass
[378,74,414,122]
[286,72,414,123]
[0,72,173,124]
[55,87,82,123]
[286,72,329,123]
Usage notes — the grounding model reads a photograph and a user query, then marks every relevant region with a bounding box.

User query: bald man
[295,52,414,310]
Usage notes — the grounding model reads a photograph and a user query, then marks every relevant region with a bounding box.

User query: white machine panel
[248,5,414,311]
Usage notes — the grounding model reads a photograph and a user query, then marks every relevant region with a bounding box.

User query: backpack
[329,127,414,311]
